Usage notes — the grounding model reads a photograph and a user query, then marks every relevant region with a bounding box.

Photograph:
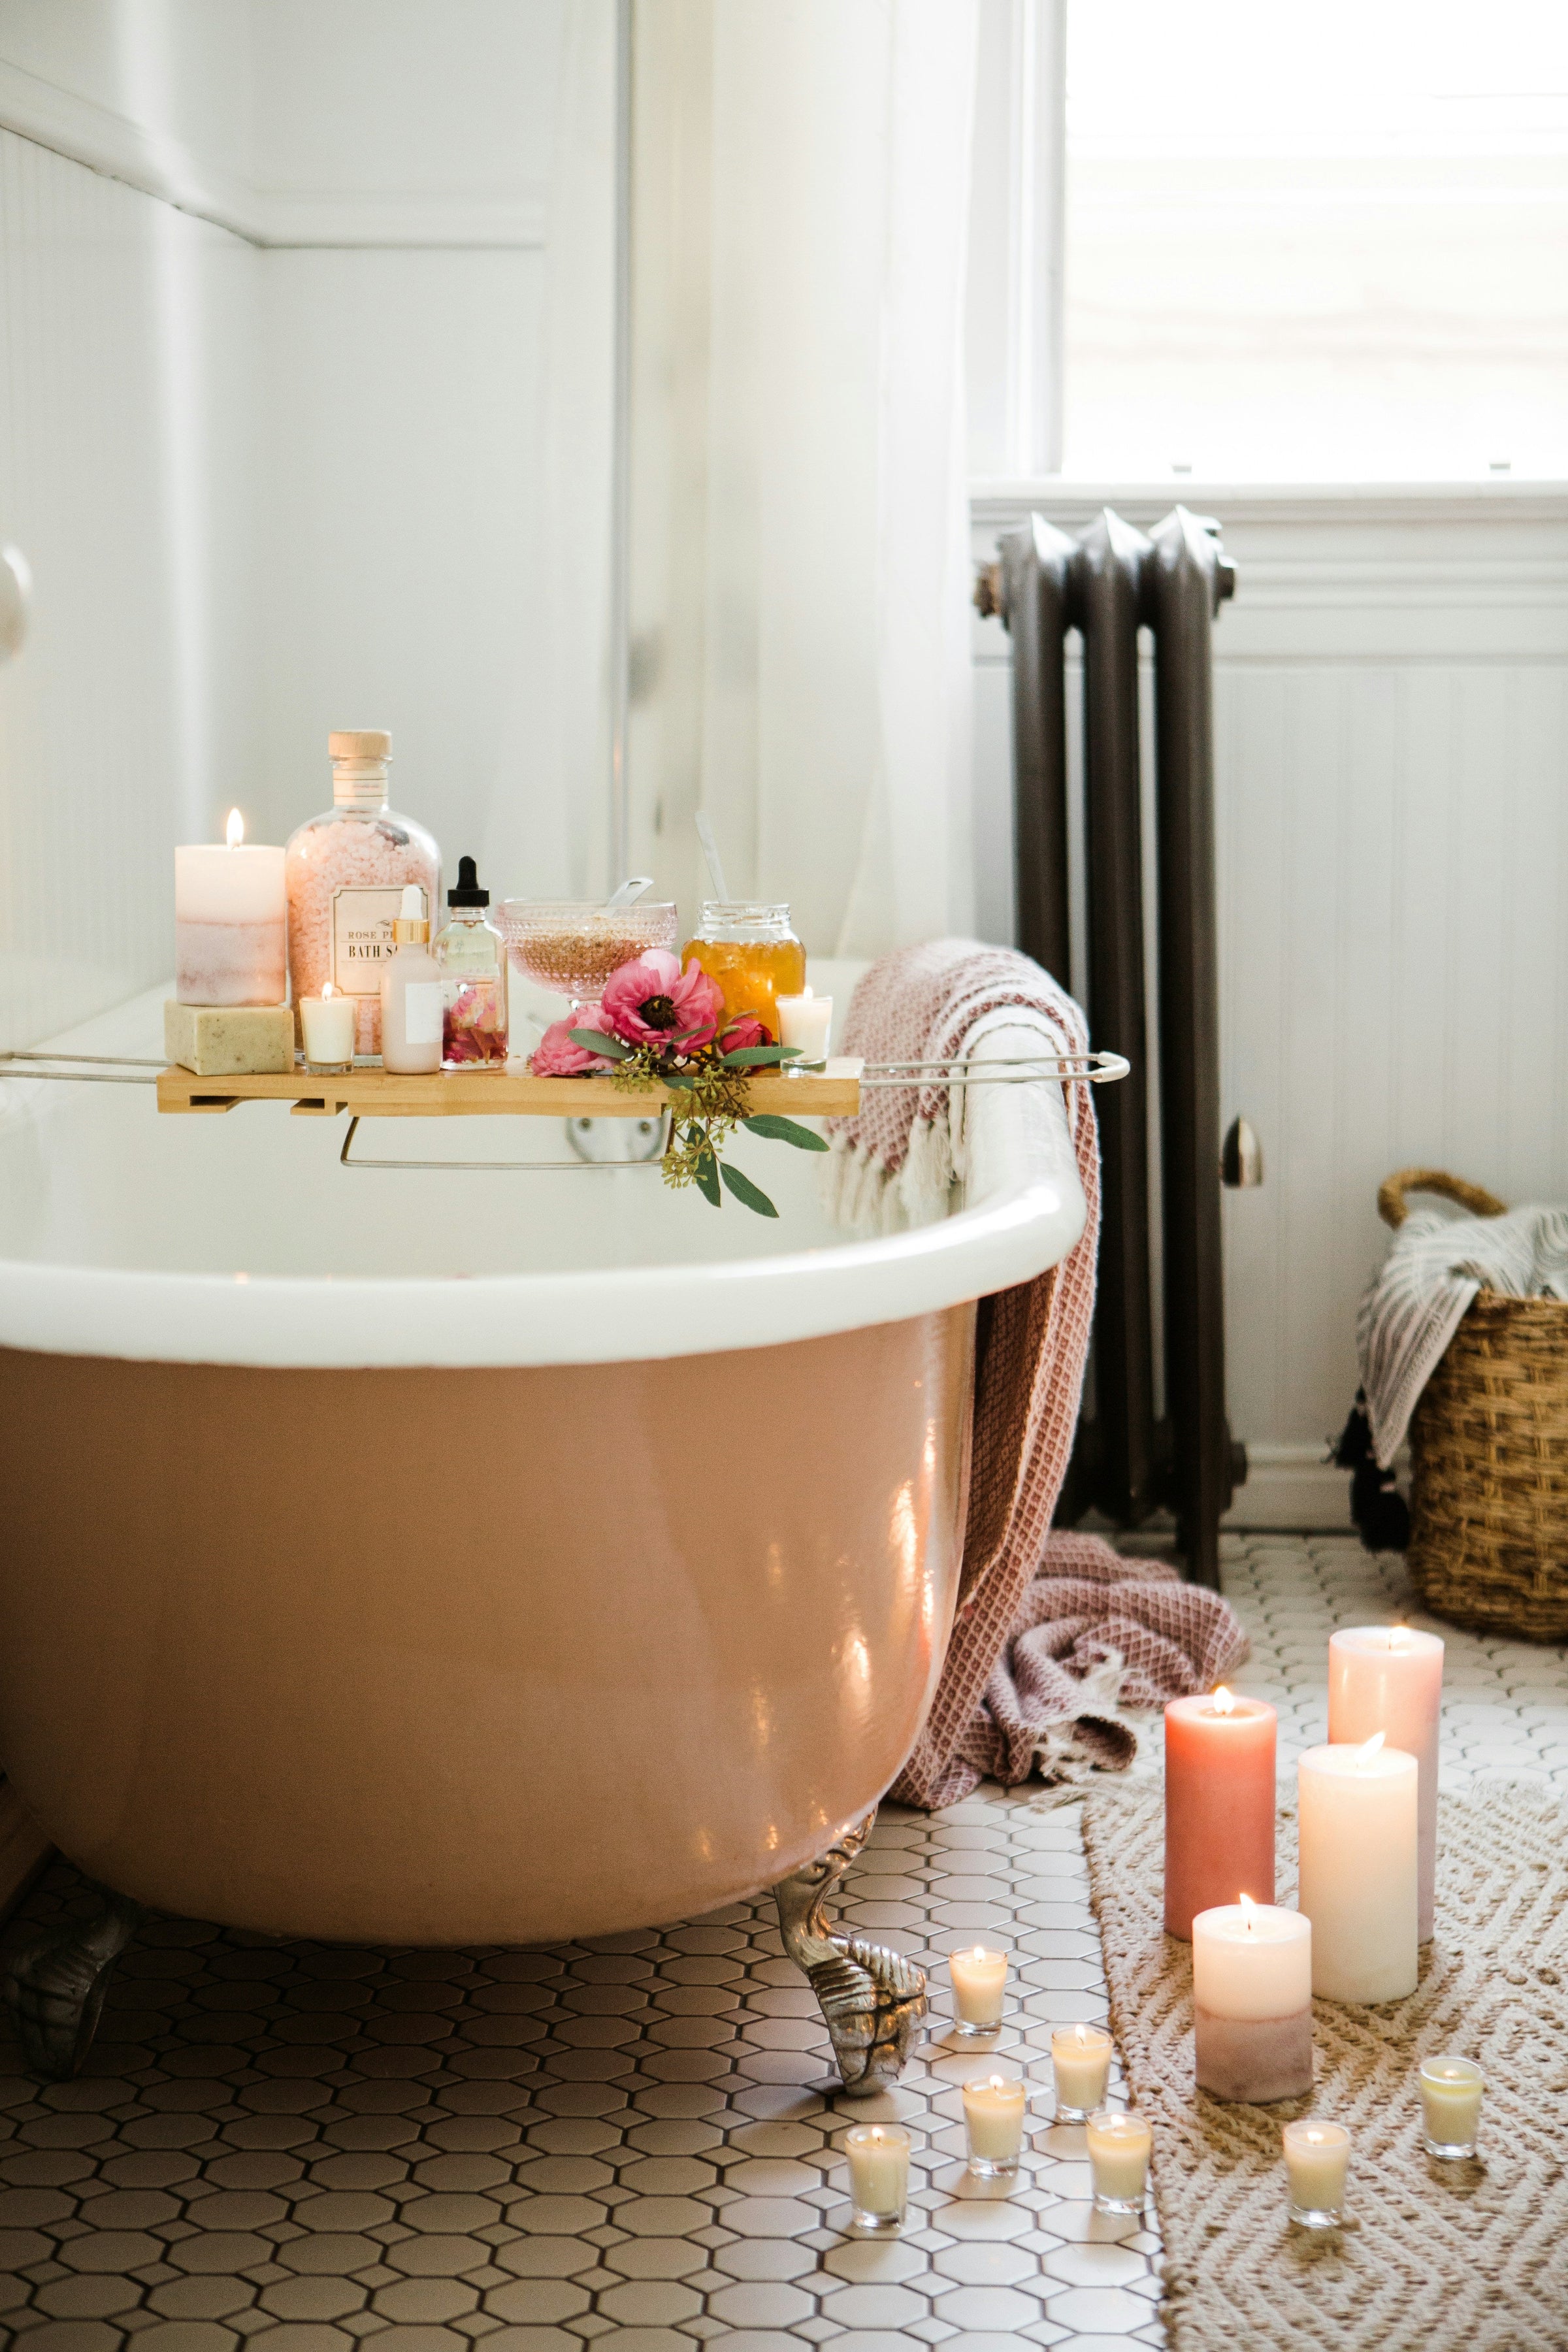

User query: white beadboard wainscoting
[971,483,1568,1528]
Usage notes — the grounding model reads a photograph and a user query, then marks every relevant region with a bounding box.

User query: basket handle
[1377,1168,1509,1230]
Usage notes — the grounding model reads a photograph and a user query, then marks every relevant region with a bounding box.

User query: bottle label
[331,885,425,994]
[402,981,445,1047]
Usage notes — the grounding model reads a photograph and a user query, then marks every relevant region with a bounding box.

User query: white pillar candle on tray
[1419,2056,1484,2158]
[1051,2021,1113,2120]
[962,2074,1027,2178]
[843,2122,910,2234]
[948,1944,1007,2034]
[1282,2119,1350,2227]
[176,811,287,1005]
[1329,1625,1444,1941]
[1298,1735,1418,2002]
[776,986,832,1062]
[299,984,356,1070]
[1191,1897,1313,2102]
[1086,2110,1151,2215]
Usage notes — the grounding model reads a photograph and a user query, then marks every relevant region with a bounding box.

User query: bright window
[1056,0,1568,480]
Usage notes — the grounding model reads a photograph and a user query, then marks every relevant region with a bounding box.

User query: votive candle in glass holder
[1086,2109,1152,2216]
[948,1945,1008,2036]
[1420,2057,1484,2159]
[843,2123,911,2236]
[962,2074,1027,2180]
[1051,2022,1113,2121]
[1282,2119,1350,2228]
[299,985,357,1072]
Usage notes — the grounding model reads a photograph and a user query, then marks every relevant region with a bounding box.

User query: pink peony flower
[601,951,723,1054]
[531,1006,617,1075]
[719,1015,773,1054]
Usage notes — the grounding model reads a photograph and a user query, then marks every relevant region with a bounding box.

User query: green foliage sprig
[566,1032,827,1216]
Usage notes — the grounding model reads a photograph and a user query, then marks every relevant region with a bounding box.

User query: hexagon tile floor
[2,1535,1565,2352]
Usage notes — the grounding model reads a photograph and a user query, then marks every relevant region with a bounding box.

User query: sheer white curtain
[627,0,979,957]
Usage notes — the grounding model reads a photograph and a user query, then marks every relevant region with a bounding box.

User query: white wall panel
[0,124,257,1055]
[971,489,1568,1524]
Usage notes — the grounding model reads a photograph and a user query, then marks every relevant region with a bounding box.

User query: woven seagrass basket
[1380,1168,1568,1642]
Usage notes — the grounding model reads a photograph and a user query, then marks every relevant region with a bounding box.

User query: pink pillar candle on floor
[1328,1625,1443,1942]
[175,813,287,1006]
[1163,1688,1277,1939]
[1191,1897,1313,2102]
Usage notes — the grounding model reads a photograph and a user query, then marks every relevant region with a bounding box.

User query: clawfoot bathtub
[0,985,1086,2078]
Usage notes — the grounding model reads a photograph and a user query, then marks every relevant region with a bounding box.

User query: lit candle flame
[1074,2021,1088,2047]
[225,807,244,848]
[802,984,813,1001]
[1239,1892,1256,1932]
[870,2127,883,2144]
[988,2074,1006,2091]
[1356,1731,1386,1768]
[322,981,335,999]
[1389,1625,1408,1650]
[1211,1686,1235,1716]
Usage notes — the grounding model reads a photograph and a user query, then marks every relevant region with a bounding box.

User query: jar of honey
[681,902,806,1041]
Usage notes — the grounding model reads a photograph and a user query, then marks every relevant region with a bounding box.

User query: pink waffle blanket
[826,941,1249,1809]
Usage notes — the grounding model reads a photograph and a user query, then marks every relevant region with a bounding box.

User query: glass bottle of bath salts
[434,857,508,1066]
[285,730,442,1057]
[681,903,806,1041]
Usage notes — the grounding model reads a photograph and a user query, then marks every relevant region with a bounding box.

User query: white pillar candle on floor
[843,2123,910,2231]
[1051,2021,1113,2118]
[776,987,832,1061]
[1298,1736,1418,2002]
[1420,2056,1484,2157]
[1282,2119,1350,2225]
[948,1945,1008,2033]
[299,986,357,1068]
[1191,1898,1313,2102]
[1086,2110,1151,2213]
[962,2074,1027,2176]
[1329,1625,1443,1942]
[176,811,287,1006]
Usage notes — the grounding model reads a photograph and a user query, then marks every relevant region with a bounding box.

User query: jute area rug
[1080,1783,1568,2352]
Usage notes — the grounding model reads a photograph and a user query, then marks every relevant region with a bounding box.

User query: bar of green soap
[164,1000,295,1077]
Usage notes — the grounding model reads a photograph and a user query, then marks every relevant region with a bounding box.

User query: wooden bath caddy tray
[155,1058,864,1120]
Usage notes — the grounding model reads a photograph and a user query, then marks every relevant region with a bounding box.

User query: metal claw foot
[3,1887,146,2081]
[773,1810,927,2096]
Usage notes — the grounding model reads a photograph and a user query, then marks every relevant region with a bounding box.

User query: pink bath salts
[286,808,441,1056]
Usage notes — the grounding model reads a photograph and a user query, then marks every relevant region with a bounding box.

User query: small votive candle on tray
[1420,2057,1484,2159]
[1282,2119,1350,2228]
[962,2074,1027,2180]
[176,811,287,1006]
[1051,2021,1113,2121]
[1191,1896,1313,2103]
[776,987,832,1064]
[299,985,356,1071]
[843,2123,911,2235]
[1086,2109,1151,2216]
[948,1945,1008,2036]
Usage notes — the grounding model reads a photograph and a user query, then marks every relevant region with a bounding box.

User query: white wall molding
[1224,1448,1353,1535]
[972,478,1568,530]
[0,56,546,248]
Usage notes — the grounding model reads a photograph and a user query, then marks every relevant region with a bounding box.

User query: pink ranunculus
[531,1007,617,1076]
[719,1015,773,1054]
[601,950,723,1054]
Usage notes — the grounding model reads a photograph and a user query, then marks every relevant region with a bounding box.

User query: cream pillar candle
[962,2074,1027,2178]
[1191,1897,1313,2102]
[1328,1625,1443,1942]
[1282,2119,1350,2227]
[1420,2056,1484,2158]
[776,987,832,1062]
[299,985,357,1070]
[948,1945,1007,2034]
[1298,1735,1418,2002]
[175,811,287,1006]
[843,2123,910,2234]
[1051,2021,1113,2120]
[1086,2110,1151,2215]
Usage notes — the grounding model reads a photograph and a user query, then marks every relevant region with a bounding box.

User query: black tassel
[1331,1389,1410,1554]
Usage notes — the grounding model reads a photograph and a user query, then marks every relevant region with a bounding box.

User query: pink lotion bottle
[380,886,444,1073]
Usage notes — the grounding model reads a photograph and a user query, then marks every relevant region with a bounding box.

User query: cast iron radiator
[977,506,1242,1588]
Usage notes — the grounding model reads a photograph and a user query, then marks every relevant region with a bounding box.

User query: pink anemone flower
[531,1005,617,1075]
[601,950,723,1054]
